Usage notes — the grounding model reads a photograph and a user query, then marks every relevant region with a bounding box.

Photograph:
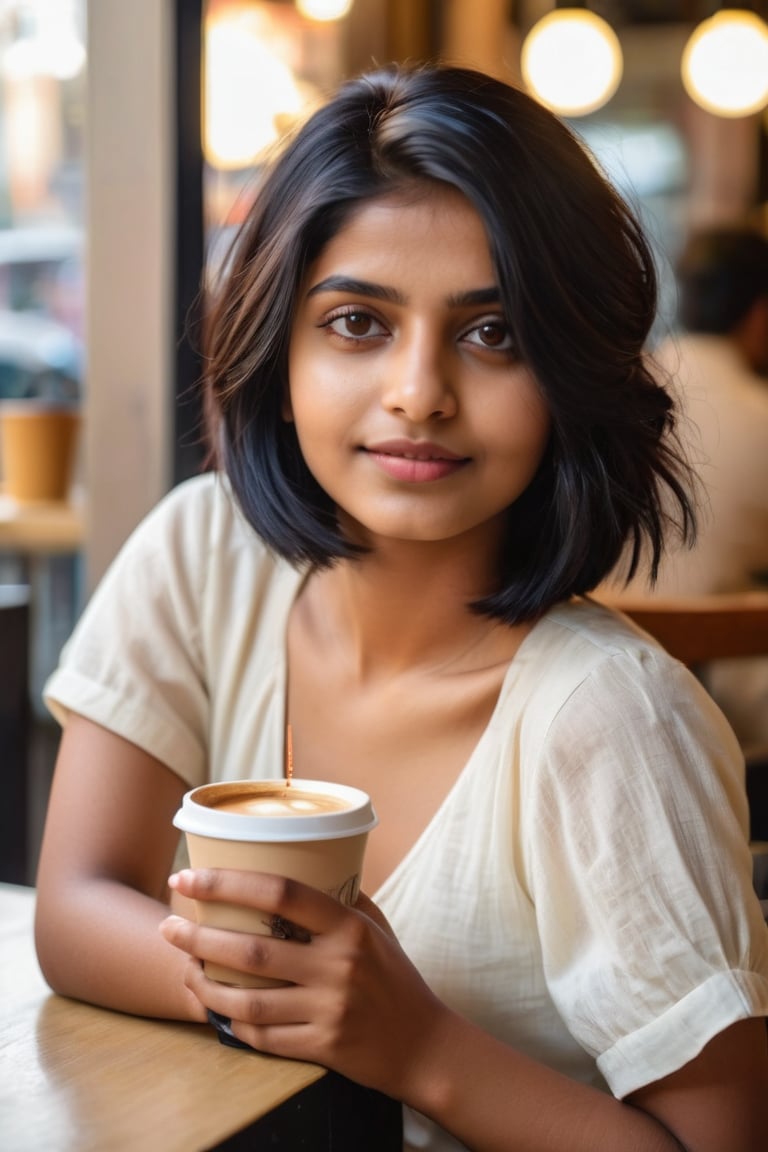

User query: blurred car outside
[0,224,83,403]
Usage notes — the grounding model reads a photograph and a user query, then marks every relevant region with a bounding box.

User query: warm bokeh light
[1,0,85,81]
[204,9,305,169]
[681,9,768,118]
[295,0,353,20]
[521,8,623,117]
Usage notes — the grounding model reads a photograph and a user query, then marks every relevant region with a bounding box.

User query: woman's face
[287,183,551,552]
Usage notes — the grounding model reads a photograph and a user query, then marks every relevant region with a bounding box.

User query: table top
[0,490,85,553]
[0,883,325,1151]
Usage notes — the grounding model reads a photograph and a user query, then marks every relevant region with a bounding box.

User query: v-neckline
[276,567,550,897]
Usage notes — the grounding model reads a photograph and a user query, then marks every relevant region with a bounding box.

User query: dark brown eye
[325,310,387,341]
[464,320,514,351]
[478,323,506,346]
[342,312,374,336]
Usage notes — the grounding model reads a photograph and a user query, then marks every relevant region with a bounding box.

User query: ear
[281,389,294,422]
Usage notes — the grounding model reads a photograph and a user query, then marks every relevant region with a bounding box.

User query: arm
[160,869,768,1152]
[34,713,206,1023]
[412,1010,767,1152]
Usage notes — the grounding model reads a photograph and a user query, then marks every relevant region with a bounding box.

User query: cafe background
[1,0,767,884]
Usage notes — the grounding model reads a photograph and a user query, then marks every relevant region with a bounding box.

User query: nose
[381,325,457,422]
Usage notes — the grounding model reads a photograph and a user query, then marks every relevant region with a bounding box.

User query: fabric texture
[44,472,768,1152]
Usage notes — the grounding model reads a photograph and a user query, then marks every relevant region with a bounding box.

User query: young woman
[35,64,768,1152]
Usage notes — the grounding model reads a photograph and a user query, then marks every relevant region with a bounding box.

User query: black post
[173,0,207,485]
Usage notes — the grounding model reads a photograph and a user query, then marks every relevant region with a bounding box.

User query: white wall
[85,0,174,587]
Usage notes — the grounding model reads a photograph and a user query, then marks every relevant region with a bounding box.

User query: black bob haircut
[204,62,695,625]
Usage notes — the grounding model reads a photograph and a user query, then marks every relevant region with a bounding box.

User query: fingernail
[168,869,195,888]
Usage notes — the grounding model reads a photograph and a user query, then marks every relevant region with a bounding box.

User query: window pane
[0,0,86,403]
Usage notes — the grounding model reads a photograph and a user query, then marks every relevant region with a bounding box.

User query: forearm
[34,716,201,1022]
[400,1008,678,1152]
[35,877,206,1023]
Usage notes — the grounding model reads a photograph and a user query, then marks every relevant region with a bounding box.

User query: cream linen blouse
[44,473,768,1152]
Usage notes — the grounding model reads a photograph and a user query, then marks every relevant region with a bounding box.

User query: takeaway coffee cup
[0,401,80,502]
[173,778,377,987]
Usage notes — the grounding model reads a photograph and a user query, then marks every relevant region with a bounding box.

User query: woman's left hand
[159,868,450,1099]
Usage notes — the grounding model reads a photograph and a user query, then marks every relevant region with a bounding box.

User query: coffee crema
[207,789,351,818]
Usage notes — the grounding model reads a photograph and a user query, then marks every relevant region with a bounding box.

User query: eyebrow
[305,275,502,310]
[306,276,403,304]
[447,286,501,308]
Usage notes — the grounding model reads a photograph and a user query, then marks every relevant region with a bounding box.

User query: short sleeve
[43,475,219,785]
[526,645,768,1098]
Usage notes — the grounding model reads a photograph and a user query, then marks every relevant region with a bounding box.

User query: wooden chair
[595,589,768,859]
[595,591,768,669]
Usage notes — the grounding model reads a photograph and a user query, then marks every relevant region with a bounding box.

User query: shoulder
[131,471,253,547]
[519,598,746,817]
[518,597,741,765]
[541,594,723,707]
[82,471,301,625]
[115,471,283,575]
[523,595,676,688]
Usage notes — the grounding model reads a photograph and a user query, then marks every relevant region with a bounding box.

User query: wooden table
[0,884,402,1151]
[0,490,85,552]
[0,492,85,554]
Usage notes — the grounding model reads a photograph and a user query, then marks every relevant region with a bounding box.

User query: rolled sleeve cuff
[598,969,768,1099]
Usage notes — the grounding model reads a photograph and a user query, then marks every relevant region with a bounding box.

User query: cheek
[488,386,551,465]
[288,360,368,437]
[288,387,347,461]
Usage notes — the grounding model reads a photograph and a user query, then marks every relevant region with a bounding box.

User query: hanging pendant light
[521,7,623,117]
[204,8,305,170]
[295,0,354,20]
[681,9,768,118]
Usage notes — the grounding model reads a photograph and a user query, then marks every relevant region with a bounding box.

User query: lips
[363,439,469,483]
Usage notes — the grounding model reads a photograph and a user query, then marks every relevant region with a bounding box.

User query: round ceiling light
[521,8,623,117]
[681,9,768,118]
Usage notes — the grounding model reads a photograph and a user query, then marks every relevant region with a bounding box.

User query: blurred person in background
[630,227,768,752]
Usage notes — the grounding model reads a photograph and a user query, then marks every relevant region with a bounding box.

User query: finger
[160,913,296,981]
[169,869,349,935]
[198,980,353,1067]
[200,979,316,1030]
[160,913,329,989]
[213,1014,326,1065]
[183,966,321,1057]
[176,941,334,1058]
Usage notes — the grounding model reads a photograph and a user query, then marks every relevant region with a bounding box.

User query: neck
[298,533,515,681]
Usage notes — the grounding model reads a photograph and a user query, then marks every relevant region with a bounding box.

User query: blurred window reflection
[0,0,86,720]
[203,0,347,272]
[0,0,85,403]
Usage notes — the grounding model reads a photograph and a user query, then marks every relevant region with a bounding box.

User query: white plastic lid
[173,778,378,842]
